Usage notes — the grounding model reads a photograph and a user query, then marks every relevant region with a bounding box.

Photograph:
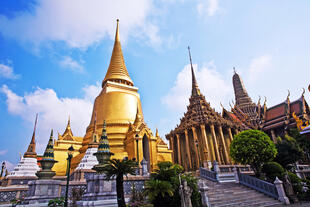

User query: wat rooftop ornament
[36,130,58,180]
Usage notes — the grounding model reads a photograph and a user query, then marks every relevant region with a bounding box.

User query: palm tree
[101,158,138,207]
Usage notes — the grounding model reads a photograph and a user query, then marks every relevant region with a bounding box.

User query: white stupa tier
[76,147,98,170]
[8,157,40,177]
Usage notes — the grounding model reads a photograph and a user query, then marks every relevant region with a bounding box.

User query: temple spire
[102,19,133,87]
[42,130,55,160]
[24,114,38,158]
[188,46,201,97]
[232,69,252,106]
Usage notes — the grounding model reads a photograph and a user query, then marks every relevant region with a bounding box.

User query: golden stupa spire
[24,114,38,158]
[102,19,133,87]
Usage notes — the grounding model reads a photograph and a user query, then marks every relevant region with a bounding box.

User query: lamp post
[64,145,74,207]
[195,139,201,168]
[135,134,139,164]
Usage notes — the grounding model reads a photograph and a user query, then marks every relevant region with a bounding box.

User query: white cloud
[197,0,219,17]
[0,83,101,153]
[0,63,20,79]
[248,55,272,82]
[0,150,8,155]
[59,56,84,72]
[161,62,231,113]
[0,0,159,49]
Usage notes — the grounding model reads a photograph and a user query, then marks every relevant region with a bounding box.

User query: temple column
[218,126,230,164]
[210,124,221,164]
[170,136,175,163]
[228,128,234,143]
[176,134,182,165]
[184,129,192,170]
[271,130,277,143]
[200,124,211,161]
[191,127,200,168]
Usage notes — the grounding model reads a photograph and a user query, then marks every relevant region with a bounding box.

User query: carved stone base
[23,179,61,205]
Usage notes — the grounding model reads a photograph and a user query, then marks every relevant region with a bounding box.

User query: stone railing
[199,167,217,182]
[295,164,310,179]
[237,172,290,205]
[219,165,253,174]
[238,172,278,198]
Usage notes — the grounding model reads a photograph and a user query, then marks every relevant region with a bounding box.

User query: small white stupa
[8,114,40,177]
[76,112,99,170]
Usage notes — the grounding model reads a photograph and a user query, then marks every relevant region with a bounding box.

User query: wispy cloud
[0,62,20,79]
[248,55,272,82]
[0,150,8,155]
[0,83,101,152]
[197,0,220,17]
[0,0,162,49]
[161,62,231,113]
[59,56,84,72]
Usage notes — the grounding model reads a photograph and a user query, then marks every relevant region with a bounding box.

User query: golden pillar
[218,126,229,164]
[191,127,200,168]
[176,134,182,165]
[201,124,213,161]
[210,124,221,164]
[184,129,192,170]
[228,127,234,143]
[169,136,175,163]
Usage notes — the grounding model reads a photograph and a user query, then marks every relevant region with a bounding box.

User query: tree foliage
[274,135,303,169]
[144,161,202,207]
[230,130,277,176]
[100,158,138,207]
[289,128,310,162]
[262,161,285,182]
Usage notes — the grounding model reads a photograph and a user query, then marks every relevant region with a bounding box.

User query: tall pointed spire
[188,46,201,97]
[232,69,252,106]
[42,130,55,160]
[24,114,38,158]
[102,19,133,87]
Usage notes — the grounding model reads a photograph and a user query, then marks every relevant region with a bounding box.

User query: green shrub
[286,172,303,195]
[230,130,277,177]
[262,162,285,182]
[48,197,65,207]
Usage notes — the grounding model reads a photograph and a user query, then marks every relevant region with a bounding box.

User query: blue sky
[0,0,310,169]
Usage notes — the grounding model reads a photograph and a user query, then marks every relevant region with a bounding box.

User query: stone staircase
[203,179,285,207]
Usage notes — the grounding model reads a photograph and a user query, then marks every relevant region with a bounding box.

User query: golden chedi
[61,19,173,174]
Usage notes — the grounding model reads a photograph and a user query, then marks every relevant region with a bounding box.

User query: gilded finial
[287,90,290,99]
[302,88,305,96]
[233,67,236,74]
[68,115,71,127]
[156,128,159,137]
[188,46,201,97]
[264,96,267,105]
[115,19,120,42]
[220,102,224,109]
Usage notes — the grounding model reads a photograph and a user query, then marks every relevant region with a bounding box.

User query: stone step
[210,194,267,204]
[208,189,262,198]
[201,178,283,207]
[213,199,281,207]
